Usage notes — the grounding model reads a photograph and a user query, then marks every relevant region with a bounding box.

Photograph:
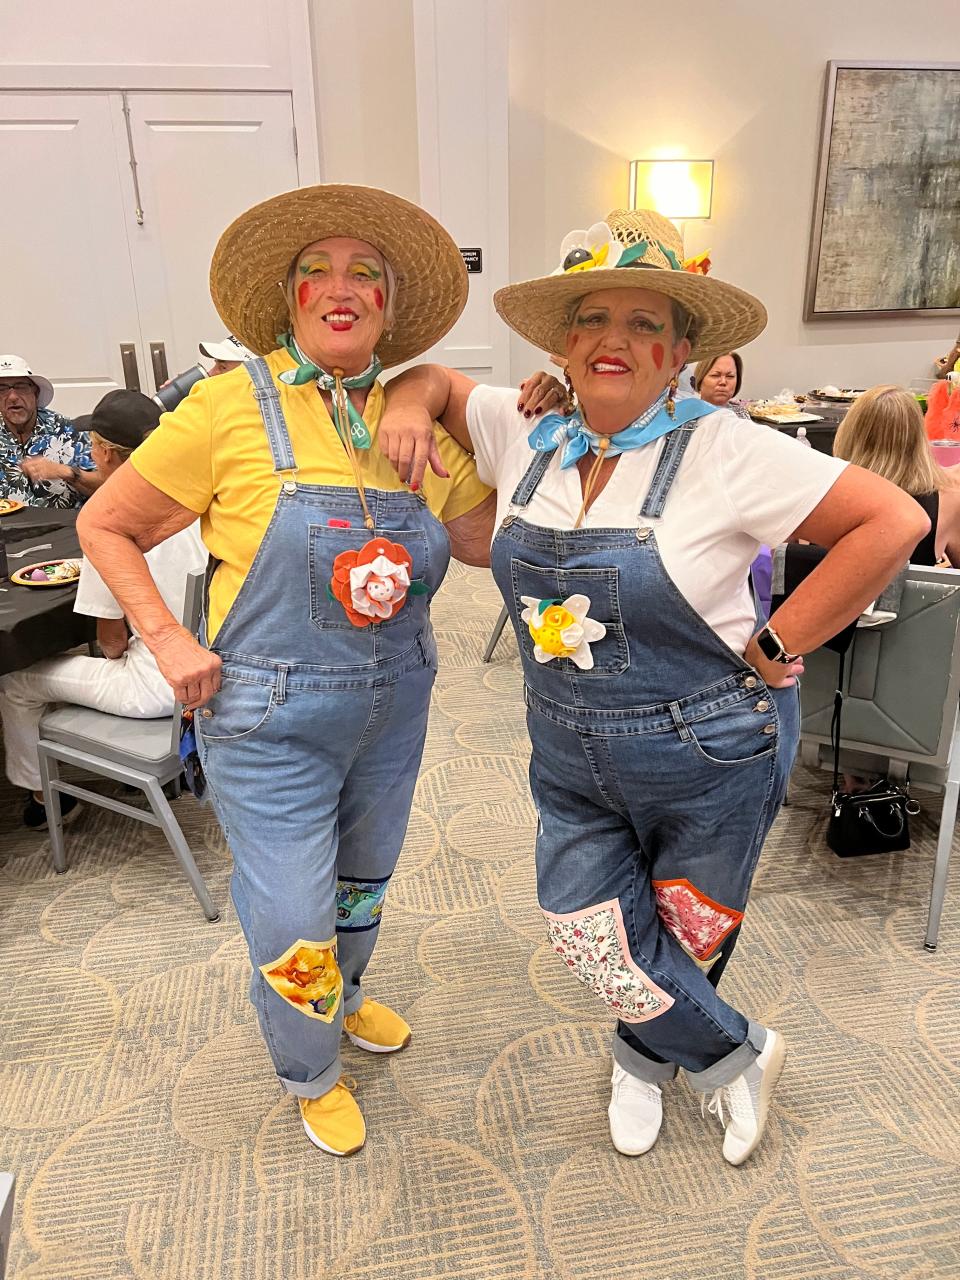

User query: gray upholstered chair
[0,1171,14,1280]
[798,563,960,951]
[35,571,219,922]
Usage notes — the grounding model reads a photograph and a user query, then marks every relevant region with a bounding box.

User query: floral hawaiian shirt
[0,407,95,509]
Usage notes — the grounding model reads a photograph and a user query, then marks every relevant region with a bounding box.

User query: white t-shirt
[74,522,208,633]
[466,385,848,655]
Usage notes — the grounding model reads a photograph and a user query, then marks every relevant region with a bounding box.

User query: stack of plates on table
[808,386,864,402]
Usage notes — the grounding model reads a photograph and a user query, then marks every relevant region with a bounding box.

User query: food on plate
[0,497,24,514]
[13,559,82,586]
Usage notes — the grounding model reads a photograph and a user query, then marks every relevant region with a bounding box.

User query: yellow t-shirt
[130,347,491,641]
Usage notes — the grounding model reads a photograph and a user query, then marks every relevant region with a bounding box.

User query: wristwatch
[756,623,800,665]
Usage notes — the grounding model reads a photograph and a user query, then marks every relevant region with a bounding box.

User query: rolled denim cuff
[613,1030,679,1084]
[684,1019,767,1093]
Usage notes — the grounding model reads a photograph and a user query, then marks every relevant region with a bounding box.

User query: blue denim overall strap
[195,358,448,1099]
[246,356,298,489]
[489,410,799,1088]
[207,362,450,675]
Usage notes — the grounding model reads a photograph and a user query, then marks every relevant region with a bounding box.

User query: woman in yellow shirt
[78,184,496,1158]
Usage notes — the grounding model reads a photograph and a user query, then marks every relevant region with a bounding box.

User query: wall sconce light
[628,159,714,221]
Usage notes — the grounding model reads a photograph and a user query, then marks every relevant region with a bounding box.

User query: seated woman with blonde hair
[833,384,960,565]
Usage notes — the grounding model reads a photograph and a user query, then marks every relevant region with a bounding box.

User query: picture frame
[804,61,960,320]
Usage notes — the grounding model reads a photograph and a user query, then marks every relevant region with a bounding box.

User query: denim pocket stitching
[679,709,777,768]
[509,557,630,675]
[199,686,277,743]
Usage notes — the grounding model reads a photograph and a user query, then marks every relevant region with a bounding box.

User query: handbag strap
[830,649,845,798]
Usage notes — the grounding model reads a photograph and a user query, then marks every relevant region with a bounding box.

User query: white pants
[0,637,173,792]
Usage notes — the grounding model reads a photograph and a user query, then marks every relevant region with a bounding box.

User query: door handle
[120,344,141,391]
[150,342,169,389]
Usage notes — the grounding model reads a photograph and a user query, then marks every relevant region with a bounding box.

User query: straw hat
[209,183,468,367]
[494,209,766,361]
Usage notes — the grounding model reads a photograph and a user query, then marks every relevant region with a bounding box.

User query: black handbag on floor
[826,652,919,857]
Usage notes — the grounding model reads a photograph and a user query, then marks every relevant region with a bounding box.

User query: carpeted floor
[2,562,959,1280]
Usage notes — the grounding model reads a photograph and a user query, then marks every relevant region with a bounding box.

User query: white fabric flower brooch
[554,221,624,275]
[520,594,607,669]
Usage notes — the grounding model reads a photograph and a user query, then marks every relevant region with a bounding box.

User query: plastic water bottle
[795,426,812,447]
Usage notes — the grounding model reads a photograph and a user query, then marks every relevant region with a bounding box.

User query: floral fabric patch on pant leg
[652,879,744,962]
[542,898,674,1023]
[260,938,343,1022]
[336,876,389,931]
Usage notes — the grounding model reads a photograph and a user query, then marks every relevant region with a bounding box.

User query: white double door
[2,91,300,418]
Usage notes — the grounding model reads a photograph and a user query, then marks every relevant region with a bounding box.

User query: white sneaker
[703,1028,786,1166]
[608,1063,663,1156]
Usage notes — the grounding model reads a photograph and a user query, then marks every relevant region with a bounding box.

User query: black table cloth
[0,509,94,675]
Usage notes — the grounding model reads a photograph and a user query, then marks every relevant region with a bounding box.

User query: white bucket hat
[0,354,54,408]
[198,335,254,363]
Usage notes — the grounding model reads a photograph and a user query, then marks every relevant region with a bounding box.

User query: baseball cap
[198,335,254,363]
[76,389,162,450]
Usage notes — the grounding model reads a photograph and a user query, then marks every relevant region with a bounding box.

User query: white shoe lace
[703,1077,753,1129]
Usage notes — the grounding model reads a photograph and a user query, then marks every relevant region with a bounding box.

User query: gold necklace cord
[573,436,611,530]
[333,369,375,530]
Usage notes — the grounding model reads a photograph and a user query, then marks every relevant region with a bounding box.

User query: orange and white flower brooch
[329,537,427,627]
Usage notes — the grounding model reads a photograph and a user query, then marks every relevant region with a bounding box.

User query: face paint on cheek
[373,287,384,311]
[651,342,665,371]
[297,280,313,309]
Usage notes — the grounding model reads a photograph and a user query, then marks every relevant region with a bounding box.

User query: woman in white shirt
[379,208,927,1166]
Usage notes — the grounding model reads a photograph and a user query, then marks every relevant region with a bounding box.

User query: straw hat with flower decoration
[209,183,468,367]
[494,208,767,361]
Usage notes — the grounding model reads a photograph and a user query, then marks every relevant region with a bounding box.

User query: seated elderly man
[0,389,207,829]
[199,334,254,376]
[0,355,98,508]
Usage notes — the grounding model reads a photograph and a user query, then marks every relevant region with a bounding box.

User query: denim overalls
[490,419,799,1092]
[197,358,448,1100]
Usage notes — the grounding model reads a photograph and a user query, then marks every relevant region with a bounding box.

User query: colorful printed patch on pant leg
[336,876,389,931]
[652,879,744,962]
[542,899,674,1023]
[260,938,343,1022]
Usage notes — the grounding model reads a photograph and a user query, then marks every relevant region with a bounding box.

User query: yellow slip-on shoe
[299,1078,365,1156]
[343,998,412,1053]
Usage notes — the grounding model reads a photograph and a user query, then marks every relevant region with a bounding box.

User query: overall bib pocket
[510,558,629,675]
[309,525,429,632]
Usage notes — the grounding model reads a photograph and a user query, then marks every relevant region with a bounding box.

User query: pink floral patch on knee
[652,879,744,961]
[542,899,674,1022]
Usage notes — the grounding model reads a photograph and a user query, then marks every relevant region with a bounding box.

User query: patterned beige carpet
[2,563,959,1280]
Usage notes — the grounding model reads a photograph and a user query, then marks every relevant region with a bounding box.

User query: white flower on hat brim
[0,354,54,408]
[553,221,623,276]
[496,218,767,363]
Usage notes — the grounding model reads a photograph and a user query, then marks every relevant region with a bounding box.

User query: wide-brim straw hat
[495,208,766,361]
[209,183,468,367]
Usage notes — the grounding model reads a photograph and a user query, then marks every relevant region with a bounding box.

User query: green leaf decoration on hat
[656,242,683,271]
[616,241,649,267]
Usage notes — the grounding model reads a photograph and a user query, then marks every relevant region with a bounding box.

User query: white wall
[507,0,958,395]
[308,0,421,201]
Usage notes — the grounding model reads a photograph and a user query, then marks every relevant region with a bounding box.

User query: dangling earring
[666,373,679,419]
[563,369,577,416]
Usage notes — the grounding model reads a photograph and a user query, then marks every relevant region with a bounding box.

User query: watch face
[757,629,782,662]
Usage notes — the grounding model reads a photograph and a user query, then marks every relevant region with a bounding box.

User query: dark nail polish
[535,406,544,413]
[524,410,532,418]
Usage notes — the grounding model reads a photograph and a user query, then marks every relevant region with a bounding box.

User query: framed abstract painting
[805,61,960,319]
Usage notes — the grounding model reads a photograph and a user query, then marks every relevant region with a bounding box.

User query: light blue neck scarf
[528,392,718,468]
[276,331,381,449]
